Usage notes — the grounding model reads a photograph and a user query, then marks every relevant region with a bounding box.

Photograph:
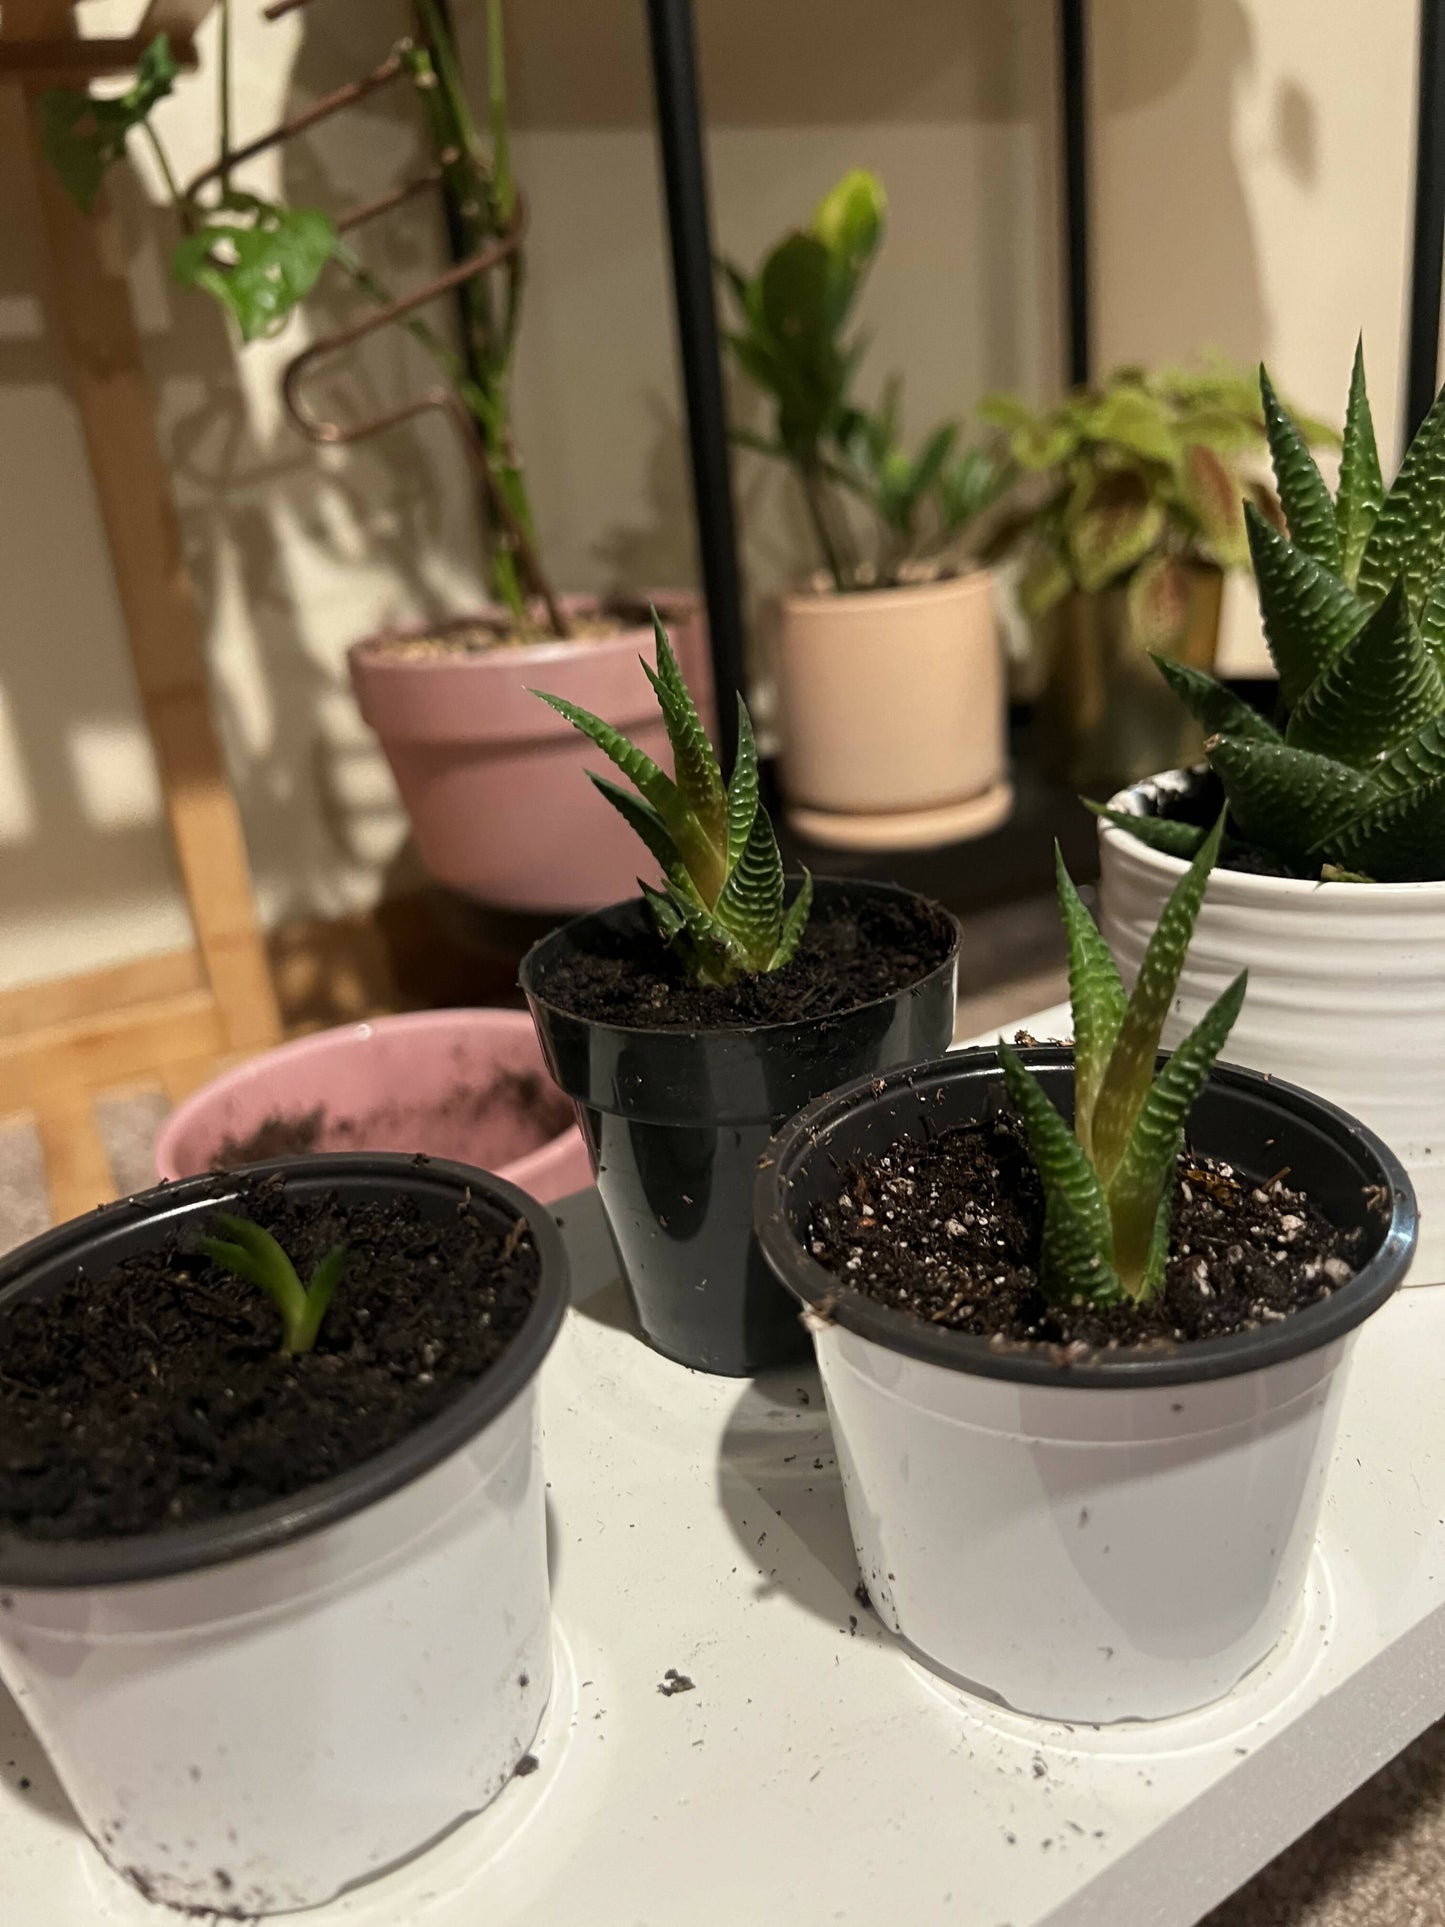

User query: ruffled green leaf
[1260,366,1340,572]
[999,1044,1120,1303]
[1357,380,1445,616]
[1105,971,1247,1300]
[1286,581,1445,767]
[1208,735,1379,869]
[713,803,785,969]
[1245,502,1369,706]
[1325,776,1445,881]
[1151,653,1281,742]
[1090,814,1226,1187]
[771,870,814,970]
[1086,802,1212,860]
[1336,338,1384,588]
[1054,844,1125,1160]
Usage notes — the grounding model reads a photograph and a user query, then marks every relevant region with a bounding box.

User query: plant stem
[218,0,232,191]
[141,121,186,216]
[487,0,514,221]
[801,464,848,590]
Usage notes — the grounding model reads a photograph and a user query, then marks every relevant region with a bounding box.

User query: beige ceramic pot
[773,570,1010,850]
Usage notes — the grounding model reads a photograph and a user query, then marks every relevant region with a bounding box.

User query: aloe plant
[720,171,1009,591]
[1109,344,1445,882]
[200,1216,346,1356]
[535,614,811,985]
[999,816,1245,1304]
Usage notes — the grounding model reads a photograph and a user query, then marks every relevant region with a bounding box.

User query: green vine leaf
[40,34,178,213]
[172,205,337,343]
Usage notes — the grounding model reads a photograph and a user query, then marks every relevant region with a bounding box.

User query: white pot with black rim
[1098,768,1445,1284]
[0,1155,567,1917]
[755,1049,1416,1723]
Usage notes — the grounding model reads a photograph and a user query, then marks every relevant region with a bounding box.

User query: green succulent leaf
[1336,338,1384,588]
[1285,580,1445,767]
[641,610,726,890]
[1086,802,1212,860]
[1260,366,1341,573]
[1325,776,1445,881]
[771,870,814,970]
[1207,734,1380,870]
[713,802,785,967]
[586,774,694,893]
[1089,813,1226,1187]
[1054,844,1125,1160]
[40,33,178,213]
[534,688,683,828]
[998,1044,1121,1304]
[1357,380,1445,616]
[1374,715,1445,795]
[1245,501,1369,706]
[1151,654,1281,742]
[171,205,337,343]
[726,698,761,870]
[200,1213,343,1356]
[1104,971,1248,1299]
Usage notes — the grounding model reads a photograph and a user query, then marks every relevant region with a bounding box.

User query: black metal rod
[1407,0,1445,439]
[1059,0,1091,387]
[644,0,746,768]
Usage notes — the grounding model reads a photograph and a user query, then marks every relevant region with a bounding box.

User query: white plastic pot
[756,1051,1416,1723]
[0,1157,568,1916]
[1099,770,1445,1284]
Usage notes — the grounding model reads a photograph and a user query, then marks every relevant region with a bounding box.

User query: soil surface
[534,889,956,1031]
[0,1173,540,1541]
[213,1072,571,1172]
[807,1113,1371,1351]
[362,612,631,658]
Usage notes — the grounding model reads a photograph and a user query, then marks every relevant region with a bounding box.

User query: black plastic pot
[0,1153,569,1587]
[521,880,961,1376]
[755,1047,1418,1387]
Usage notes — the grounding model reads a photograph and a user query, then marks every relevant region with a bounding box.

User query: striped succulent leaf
[1001,835,1244,1305]
[1126,351,1445,881]
[535,612,812,984]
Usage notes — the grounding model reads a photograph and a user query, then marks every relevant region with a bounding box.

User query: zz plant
[535,615,811,986]
[999,816,1246,1304]
[1107,345,1445,882]
[200,1216,346,1356]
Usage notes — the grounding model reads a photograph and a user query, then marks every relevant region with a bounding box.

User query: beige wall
[0,0,1421,991]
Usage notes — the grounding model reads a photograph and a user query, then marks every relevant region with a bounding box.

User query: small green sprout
[999,815,1246,1304]
[199,1215,346,1356]
[534,610,812,986]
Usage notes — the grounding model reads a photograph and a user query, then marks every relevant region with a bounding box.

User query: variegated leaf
[1244,503,1369,707]
[643,609,727,851]
[1336,338,1384,588]
[1090,814,1225,1187]
[770,870,814,970]
[1054,844,1125,1159]
[1208,735,1380,869]
[1357,379,1445,616]
[1260,366,1341,572]
[1086,802,1211,861]
[1286,581,1445,767]
[1104,971,1247,1299]
[1324,775,1445,881]
[1151,653,1281,742]
[713,801,784,968]
[999,1044,1120,1303]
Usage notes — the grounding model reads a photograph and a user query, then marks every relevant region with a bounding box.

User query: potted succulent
[519,614,961,1375]
[721,172,1012,850]
[1096,345,1445,1281]
[983,361,1331,793]
[756,823,1417,1722]
[40,1,709,913]
[0,1155,567,1915]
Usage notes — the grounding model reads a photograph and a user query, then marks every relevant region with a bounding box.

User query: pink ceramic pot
[154,1009,592,1205]
[349,591,711,911]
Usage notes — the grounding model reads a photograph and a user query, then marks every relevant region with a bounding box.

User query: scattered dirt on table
[658,1669,695,1696]
[533,889,955,1031]
[807,1114,1371,1351]
[0,1172,541,1541]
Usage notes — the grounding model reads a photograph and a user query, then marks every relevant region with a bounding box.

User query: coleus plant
[199,1216,347,1356]
[998,816,1246,1304]
[535,615,812,986]
[1102,345,1445,883]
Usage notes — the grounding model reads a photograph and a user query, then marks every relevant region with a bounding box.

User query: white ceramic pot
[756,1051,1416,1723]
[0,1157,568,1915]
[1099,770,1445,1285]
[774,570,1011,849]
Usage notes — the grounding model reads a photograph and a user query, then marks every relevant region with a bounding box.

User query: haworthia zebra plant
[1102,343,1445,881]
[999,817,1246,1304]
[535,614,813,986]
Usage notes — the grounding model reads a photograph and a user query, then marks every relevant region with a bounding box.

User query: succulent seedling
[535,612,812,986]
[200,1215,346,1356]
[1106,343,1445,881]
[998,815,1246,1304]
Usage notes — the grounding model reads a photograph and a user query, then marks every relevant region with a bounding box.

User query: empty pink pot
[349,591,711,911]
[155,1009,592,1205]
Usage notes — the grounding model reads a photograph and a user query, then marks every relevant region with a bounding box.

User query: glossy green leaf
[713,802,785,967]
[1086,802,1212,860]
[999,1044,1120,1303]
[1260,366,1341,572]
[1208,735,1379,869]
[1244,501,1369,705]
[1336,338,1384,588]
[1151,654,1281,742]
[533,690,682,826]
[1286,581,1445,766]
[812,169,885,276]
[642,608,726,867]
[1357,379,1445,616]
[726,698,761,871]
[40,33,177,213]
[172,205,337,343]
[1053,843,1125,1160]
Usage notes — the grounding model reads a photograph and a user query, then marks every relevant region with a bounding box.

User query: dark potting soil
[0,1175,540,1541]
[212,1072,571,1172]
[533,889,955,1030]
[807,1114,1370,1351]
